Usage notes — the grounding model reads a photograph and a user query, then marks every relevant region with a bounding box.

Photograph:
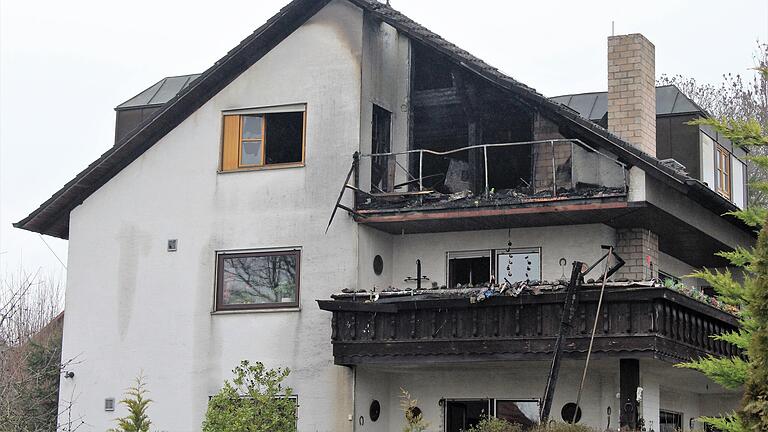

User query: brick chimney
[607,34,656,157]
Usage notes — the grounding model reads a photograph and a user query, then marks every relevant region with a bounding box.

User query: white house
[15,1,754,431]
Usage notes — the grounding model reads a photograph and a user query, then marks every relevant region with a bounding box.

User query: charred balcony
[342,139,631,233]
[317,284,740,366]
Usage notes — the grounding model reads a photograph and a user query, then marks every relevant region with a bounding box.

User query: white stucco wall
[60,2,363,430]
[381,224,617,290]
[354,359,738,432]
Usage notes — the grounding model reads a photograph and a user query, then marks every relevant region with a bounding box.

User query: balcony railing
[355,139,628,210]
[318,285,739,366]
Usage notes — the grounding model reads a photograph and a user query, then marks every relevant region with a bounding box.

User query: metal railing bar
[359,139,628,170]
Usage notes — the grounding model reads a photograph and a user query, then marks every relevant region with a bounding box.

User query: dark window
[216,250,300,310]
[448,252,491,288]
[221,110,305,171]
[445,400,491,432]
[371,105,393,192]
[659,410,682,432]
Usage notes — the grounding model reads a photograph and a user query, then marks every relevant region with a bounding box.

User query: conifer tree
[677,66,768,432]
[109,375,153,432]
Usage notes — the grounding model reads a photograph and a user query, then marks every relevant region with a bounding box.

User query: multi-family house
[14,0,754,431]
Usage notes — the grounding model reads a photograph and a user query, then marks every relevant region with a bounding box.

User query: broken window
[447,251,491,288]
[221,106,305,171]
[371,105,393,192]
[216,249,300,310]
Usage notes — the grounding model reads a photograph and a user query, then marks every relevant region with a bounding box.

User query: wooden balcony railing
[317,286,739,366]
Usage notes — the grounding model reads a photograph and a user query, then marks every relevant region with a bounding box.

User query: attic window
[221,105,306,171]
[715,145,731,199]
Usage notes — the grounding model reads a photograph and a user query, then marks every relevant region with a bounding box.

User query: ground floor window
[659,410,682,432]
[215,249,300,311]
[444,398,539,432]
[447,248,541,288]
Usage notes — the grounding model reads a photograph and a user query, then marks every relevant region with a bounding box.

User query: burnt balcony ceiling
[317,283,740,366]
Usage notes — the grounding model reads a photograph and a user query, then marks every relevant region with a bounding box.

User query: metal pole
[483,146,489,197]
[419,151,424,192]
[551,140,557,197]
[572,248,613,423]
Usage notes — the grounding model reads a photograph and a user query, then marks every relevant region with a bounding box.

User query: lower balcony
[317,283,739,366]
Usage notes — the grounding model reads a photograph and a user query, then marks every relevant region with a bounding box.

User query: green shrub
[465,417,523,432]
[530,422,597,432]
[202,361,296,432]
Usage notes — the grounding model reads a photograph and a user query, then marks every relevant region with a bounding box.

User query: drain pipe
[352,366,357,431]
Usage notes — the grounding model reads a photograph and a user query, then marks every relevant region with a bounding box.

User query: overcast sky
[1,0,767,282]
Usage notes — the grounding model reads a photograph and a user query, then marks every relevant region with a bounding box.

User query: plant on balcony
[399,388,429,432]
[678,64,768,432]
[202,360,296,432]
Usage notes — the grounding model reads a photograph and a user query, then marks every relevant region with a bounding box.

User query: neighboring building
[14,1,753,431]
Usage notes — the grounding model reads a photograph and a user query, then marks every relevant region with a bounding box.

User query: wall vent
[104,398,115,411]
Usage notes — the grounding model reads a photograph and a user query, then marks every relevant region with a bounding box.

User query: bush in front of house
[202,360,296,432]
[466,418,598,432]
[465,417,523,432]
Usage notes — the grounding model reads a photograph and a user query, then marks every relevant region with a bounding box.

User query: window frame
[715,145,732,199]
[445,247,542,288]
[220,106,307,173]
[215,249,301,311]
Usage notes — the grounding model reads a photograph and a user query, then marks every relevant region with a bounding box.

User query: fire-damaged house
[14,0,753,431]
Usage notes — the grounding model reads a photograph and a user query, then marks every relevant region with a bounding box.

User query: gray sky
[1,0,767,281]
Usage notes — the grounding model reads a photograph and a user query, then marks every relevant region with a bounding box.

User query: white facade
[53,2,741,431]
[60,2,363,430]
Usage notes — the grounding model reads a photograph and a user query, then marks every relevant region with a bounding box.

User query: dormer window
[715,145,731,199]
[220,105,306,172]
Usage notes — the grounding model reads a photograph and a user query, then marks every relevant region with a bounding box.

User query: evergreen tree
[109,375,153,432]
[677,66,768,432]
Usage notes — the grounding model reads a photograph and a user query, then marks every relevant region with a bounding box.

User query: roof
[551,84,706,122]
[14,0,743,239]
[116,74,201,110]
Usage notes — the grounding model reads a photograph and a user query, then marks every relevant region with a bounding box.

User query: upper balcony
[340,139,632,234]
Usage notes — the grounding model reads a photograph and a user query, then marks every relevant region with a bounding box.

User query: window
[715,145,731,199]
[496,249,541,284]
[444,398,539,432]
[446,248,541,288]
[447,251,491,288]
[659,410,682,432]
[216,250,300,310]
[371,105,393,192]
[221,107,305,171]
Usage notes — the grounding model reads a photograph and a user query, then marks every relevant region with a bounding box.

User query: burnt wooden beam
[412,88,461,107]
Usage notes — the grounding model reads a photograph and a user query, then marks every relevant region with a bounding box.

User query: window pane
[264,112,304,164]
[220,253,297,306]
[241,140,262,166]
[242,115,263,140]
[496,400,539,429]
[448,256,490,288]
[496,251,541,283]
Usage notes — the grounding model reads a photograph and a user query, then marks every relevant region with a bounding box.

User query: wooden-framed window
[221,106,306,172]
[715,145,731,199]
[215,249,300,311]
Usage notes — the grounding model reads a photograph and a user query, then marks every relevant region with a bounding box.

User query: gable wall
[60,2,363,430]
